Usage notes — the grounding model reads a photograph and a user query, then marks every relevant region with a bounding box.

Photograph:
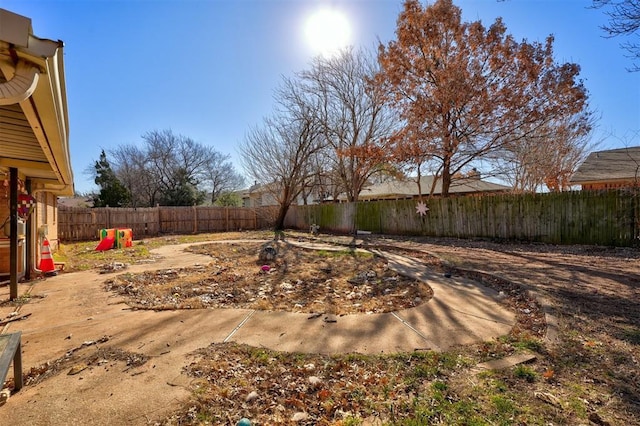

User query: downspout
[29,188,51,275]
[25,179,32,280]
[0,60,40,105]
[9,168,18,300]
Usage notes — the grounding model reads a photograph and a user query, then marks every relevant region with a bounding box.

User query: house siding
[0,186,59,278]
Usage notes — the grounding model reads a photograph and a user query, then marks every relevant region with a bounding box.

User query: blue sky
[1,0,638,194]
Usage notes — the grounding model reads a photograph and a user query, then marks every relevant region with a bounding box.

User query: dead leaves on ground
[104,243,433,315]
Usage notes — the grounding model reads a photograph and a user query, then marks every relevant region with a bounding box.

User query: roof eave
[15,37,73,196]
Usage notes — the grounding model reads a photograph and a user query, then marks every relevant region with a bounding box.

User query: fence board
[285,189,640,247]
[58,206,272,242]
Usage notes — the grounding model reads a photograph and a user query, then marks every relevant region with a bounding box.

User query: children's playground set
[95,228,133,251]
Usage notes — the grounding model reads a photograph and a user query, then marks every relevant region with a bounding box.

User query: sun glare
[304,8,352,57]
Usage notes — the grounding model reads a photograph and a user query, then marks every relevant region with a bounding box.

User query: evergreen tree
[214,191,242,207]
[93,150,131,207]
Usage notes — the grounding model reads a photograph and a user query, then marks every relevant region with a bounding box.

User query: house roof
[343,175,511,201]
[569,146,640,185]
[57,196,94,208]
[0,8,73,195]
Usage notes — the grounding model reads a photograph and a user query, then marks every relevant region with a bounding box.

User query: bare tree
[239,78,324,231]
[593,0,640,71]
[201,152,245,205]
[375,0,591,197]
[110,144,157,207]
[300,47,396,203]
[493,113,598,192]
[108,130,242,207]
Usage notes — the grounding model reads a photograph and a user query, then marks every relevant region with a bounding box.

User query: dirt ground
[5,231,640,425]
[97,232,640,425]
[103,241,433,315]
[364,235,640,425]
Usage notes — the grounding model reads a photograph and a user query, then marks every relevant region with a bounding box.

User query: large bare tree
[108,130,242,207]
[239,77,324,231]
[299,47,396,203]
[375,0,591,197]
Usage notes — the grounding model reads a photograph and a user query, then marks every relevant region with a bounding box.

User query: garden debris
[99,262,128,274]
[0,312,32,326]
[105,242,432,314]
[588,411,612,426]
[534,391,562,408]
[0,389,10,406]
[67,363,88,375]
[21,337,146,387]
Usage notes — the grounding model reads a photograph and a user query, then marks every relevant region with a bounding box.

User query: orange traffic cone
[39,238,56,274]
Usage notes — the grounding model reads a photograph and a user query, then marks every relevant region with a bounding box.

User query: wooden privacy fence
[60,190,640,246]
[58,205,277,242]
[285,189,640,247]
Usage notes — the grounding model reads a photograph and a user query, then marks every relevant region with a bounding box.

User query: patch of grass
[567,395,588,417]
[491,395,518,417]
[343,353,372,363]
[342,416,362,426]
[411,363,439,379]
[431,380,447,392]
[249,348,272,363]
[513,364,537,382]
[56,231,274,272]
[56,240,152,271]
[493,379,508,393]
[499,334,544,352]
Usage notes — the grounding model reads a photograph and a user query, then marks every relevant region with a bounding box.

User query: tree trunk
[441,155,451,197]
[274,203,289,231]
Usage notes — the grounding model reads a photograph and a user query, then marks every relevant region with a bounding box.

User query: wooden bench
[0,332,23,392]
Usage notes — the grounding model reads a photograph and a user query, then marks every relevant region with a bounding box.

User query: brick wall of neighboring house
[582,181,638,190]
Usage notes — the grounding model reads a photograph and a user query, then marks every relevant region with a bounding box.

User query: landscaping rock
[308,376,322,387]
[292,412,308,422]
[245,390,259,402]
[259,245,277,261]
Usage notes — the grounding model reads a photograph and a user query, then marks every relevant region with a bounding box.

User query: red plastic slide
[95,237,115,251]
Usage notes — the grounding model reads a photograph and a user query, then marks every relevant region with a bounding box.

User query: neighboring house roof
[342,175,511,201]
[570,146,640,185]
[0,9,73,195]
[240,182,264,198]
[57,196,94,208]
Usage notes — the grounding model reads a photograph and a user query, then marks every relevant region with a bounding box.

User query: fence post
[193,205,198,234]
